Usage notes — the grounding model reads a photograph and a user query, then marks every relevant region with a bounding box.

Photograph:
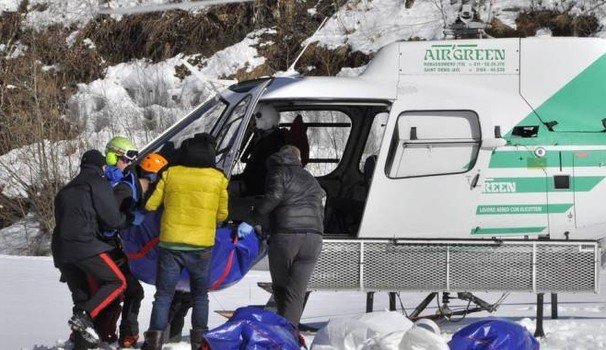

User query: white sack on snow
[399,326,449,350]
[311,312,448,350]
[311,311,413,349]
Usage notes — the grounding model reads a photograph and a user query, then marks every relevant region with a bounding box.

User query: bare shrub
[487,10,600,37]
[295,44,371,76]
[0,24,81,239]
[78,4,255,65]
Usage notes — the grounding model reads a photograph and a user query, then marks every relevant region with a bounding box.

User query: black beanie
[81,149,106,169]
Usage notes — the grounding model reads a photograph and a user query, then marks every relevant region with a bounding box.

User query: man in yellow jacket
[141,133,228,350]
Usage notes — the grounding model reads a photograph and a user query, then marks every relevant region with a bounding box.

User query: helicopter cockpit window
[215,95,252,171]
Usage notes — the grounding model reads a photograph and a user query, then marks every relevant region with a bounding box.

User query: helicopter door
[212,79,273,176]
[360,109,485,239]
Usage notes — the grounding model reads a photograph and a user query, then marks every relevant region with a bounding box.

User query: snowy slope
[0,255,605,349]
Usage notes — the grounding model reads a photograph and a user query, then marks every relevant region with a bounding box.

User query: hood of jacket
[179,137,216,168]
[267,147,301,169]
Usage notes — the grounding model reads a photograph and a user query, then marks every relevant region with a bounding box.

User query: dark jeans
[268,233,322,327]
[149,247,211,331]
[61,253,126,318]
[166,291,193,342]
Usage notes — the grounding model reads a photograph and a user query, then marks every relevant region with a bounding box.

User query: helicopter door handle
[470,173,480,189]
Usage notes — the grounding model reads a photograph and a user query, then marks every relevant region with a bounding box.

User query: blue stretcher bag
[448,318,539,350]
[120,209,265,291]
[202,306,305,350]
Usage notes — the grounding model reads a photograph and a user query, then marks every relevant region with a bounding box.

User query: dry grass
[487,10,600,38]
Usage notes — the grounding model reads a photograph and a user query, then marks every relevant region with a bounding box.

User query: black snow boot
[68,310,100,348]
[72,332,91,350]
[189,328,206,350]
[141,330,163,350]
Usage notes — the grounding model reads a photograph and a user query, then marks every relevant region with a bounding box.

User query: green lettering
[453,49,463,60]
[495,49,505,60]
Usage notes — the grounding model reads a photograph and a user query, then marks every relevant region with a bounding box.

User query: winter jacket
[241,127,287,196]
[250,148,325,235]
[113,170,144,213]
[145,166,228,247]
[52,164,128,266]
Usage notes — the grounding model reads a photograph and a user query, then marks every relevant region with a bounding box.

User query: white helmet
[253,104,280,131]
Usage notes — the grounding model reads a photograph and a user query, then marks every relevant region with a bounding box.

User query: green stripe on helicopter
[470,226,546,235]
[489,150,606,168]
[476,203,573,215]
[503,53,606,145]
[482,176,603,193]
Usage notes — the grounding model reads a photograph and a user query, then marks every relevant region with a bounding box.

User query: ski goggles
[120,150,139,162]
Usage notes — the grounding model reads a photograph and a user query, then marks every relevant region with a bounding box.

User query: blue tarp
[448,318,539,350]
[120,209,265,291]
[203,306,304,350]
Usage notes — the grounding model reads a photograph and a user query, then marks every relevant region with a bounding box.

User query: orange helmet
[140,153,168,174]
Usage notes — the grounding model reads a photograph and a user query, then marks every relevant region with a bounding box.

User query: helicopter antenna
[285,17,329,75]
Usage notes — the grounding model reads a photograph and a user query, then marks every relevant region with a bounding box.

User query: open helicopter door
[211,79,273,177]
[138,78,272,176]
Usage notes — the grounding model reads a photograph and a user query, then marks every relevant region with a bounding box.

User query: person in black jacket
[52,150,129,349]
[240,104,287,196]
[244,145,325,327]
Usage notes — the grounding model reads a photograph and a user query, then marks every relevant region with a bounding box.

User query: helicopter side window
[360,112,388,172]
[230,109,352,177]
[386,110,481,178]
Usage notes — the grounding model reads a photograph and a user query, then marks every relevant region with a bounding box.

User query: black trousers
[268,233,322,327]
[93,249,144,339]
[60,252,126,318]
[119,261,144,336]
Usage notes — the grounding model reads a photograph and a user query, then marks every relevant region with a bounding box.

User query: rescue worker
[240,104,287,196]
[52,149,130,349]
[97,137,168,348]
[142,133,229,350]
[90,136,141,346]
[114,152,169,348]
[240,145,325,327]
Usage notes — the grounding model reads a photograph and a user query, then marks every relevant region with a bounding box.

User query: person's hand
[237,222,254,238]
[132,210,146,226]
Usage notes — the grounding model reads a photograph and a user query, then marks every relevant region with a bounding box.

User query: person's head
[80,149,106,171]
[138,153,168,183]
[253,104,280,131]
[179,133,217,168]
[280,145,301,162]
[105,136,138,171]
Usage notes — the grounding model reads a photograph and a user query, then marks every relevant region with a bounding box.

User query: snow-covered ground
[0,255,605,349]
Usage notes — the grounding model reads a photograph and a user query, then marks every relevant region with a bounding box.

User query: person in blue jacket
[100,137,168,348]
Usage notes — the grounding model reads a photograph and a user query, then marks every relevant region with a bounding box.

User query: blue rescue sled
[120,210,265,291]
